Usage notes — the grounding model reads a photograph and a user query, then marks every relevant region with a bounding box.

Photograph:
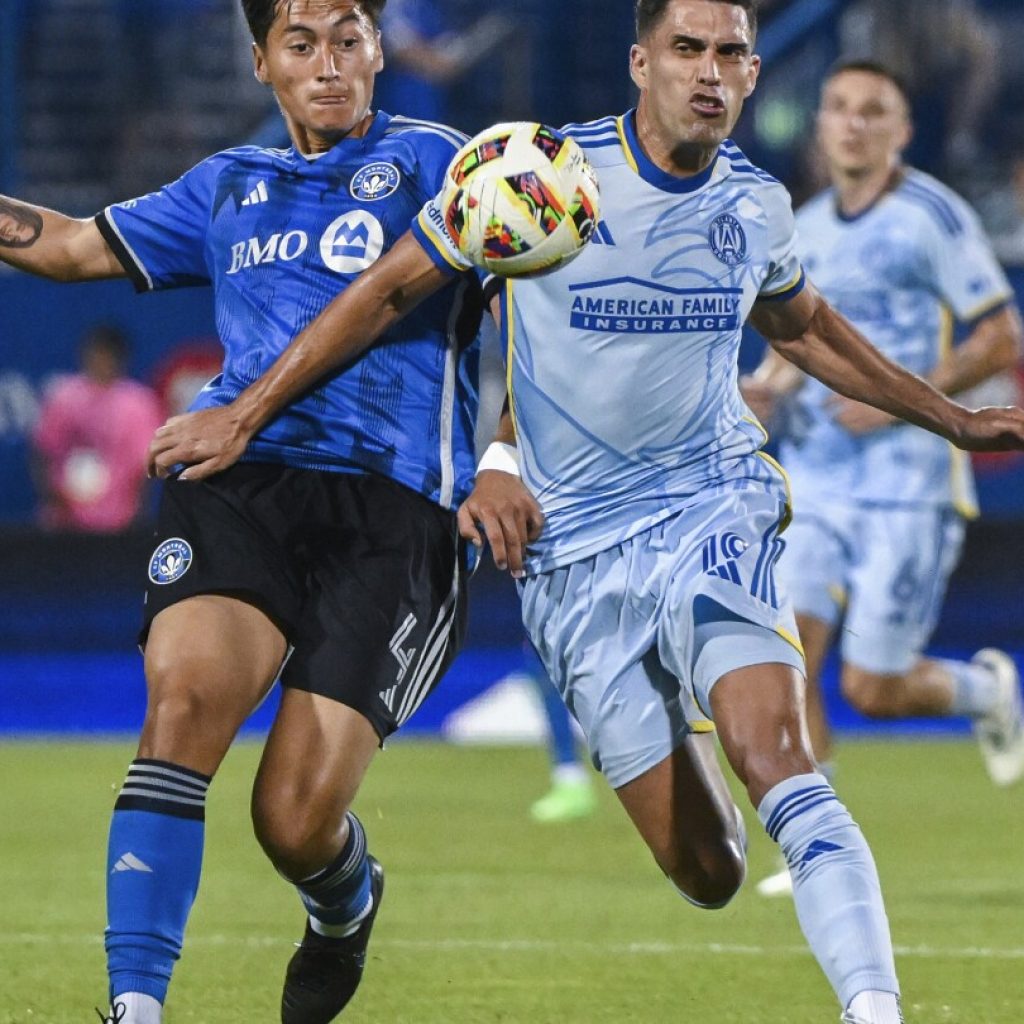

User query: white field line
[2,933,1023,960]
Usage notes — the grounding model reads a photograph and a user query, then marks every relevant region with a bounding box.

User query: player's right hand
[953,405,1024,452]
[457,471,545,579]
[147,406,253,481]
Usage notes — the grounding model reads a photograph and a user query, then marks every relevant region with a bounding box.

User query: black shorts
[141,463,468,739]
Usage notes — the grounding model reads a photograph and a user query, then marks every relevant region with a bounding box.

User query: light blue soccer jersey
[780,169,1014,515]
[96,112,482,509]
[413,111,805,571]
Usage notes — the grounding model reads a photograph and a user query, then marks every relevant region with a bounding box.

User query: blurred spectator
[32,326,163,532]
[840,0,1002,175]
[373,0,514,122]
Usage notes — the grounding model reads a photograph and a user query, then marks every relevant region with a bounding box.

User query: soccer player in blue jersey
[143,2,1024,1021]
[746,61,1024,898]
[0,3,483,1022]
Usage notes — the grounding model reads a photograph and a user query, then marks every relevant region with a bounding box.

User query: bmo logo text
[227,230,307,275]
[226,212,385,276]
[319,211,384,273]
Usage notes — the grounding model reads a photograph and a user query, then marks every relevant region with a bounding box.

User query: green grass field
[1,738,1021,1023]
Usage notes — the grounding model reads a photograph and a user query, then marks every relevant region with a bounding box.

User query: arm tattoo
[0,198,44,249]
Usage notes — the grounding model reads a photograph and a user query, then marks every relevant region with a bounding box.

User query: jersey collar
[289,110,391,166]
[616,109,720,194]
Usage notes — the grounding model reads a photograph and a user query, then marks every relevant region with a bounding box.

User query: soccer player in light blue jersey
[0,3,485,1022]
[146,2,1024,1021]
[746,62,1024,900]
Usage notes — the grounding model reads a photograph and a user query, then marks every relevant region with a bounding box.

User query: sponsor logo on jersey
[351,162,402,201]
[568,278,742,334]
[320,211,385,273]
[708,213,748,266]
[226,230,309,274]
[148,538,193,585]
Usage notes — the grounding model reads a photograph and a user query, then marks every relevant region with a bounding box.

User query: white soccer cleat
[972,648,1024,787]
[755,859,793,898]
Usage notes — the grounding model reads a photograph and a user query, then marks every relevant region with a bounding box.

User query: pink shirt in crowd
[33,375,165,531]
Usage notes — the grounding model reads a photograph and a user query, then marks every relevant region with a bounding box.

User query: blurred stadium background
[2,3,1024,1021]
[3,0,1024,738]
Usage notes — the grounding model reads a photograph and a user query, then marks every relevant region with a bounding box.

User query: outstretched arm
[750,283,1024,451]
[826,303,1024,434]
[148,231,450,479]
[0,194,124,281]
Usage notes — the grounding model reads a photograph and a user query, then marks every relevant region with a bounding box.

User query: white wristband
[477,441,521,477]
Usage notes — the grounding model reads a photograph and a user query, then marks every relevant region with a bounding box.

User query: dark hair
[824,59,911,107]
[635,0,758,41]
[81,325,129,364]
[240,0,386,47]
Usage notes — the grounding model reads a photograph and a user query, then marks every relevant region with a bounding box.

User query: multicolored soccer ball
[440,122,601,277]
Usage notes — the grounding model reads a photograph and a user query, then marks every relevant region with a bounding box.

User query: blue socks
[758,772,899,1010]
[297,812,372,938]
[106,759,210,1004]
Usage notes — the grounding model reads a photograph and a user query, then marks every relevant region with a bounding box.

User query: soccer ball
[440,122,601,278]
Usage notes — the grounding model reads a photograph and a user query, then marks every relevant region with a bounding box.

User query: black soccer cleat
[281,855,385,1024]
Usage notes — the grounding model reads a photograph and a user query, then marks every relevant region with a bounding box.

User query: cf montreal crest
[709,213,748,266]
[149,538,193,585]
[350,162,402,201]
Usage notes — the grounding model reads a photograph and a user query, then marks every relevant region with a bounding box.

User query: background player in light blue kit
[146,2,1024,1021]
[745,61,1024,899]
[0,3,484,1022]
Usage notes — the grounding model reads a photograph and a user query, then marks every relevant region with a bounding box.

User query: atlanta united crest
[709,213,748,266]
[148,538,193,585]
[350,162,401,201]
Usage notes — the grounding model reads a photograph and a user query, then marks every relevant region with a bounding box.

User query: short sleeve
[922,195,1014,324]
[410,193,475,276]
[95,156,221,293]
[757,185,806,304]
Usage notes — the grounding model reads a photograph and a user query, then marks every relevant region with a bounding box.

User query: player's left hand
[457,471,544,579]
[147,406,253,481]
[953,405,1024,451]
[827,395,897,435]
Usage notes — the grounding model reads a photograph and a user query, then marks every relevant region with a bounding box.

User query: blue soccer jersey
[780,170,1014,516]
[412,112,805,572]
[96,111,482,509]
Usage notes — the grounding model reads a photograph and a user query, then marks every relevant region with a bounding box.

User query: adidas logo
[379,684,400,712]
[799,839,843,868]
[241,180,269,207]
[111,852,154,874]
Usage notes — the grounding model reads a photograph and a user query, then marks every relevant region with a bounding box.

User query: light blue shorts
[779,502,965,675]
[520,489,805,788]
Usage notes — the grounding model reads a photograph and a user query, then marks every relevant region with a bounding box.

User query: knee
[841,670,897,718]
[661,840,746,909]
[655,812,747,909]
[251,774,347,880]
[141,652,231,752]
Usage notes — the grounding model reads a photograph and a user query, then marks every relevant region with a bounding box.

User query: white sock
[941,659,1001,718]
[552,763,588,786]
[758,773,899,1010]
[847,989,903,1023]
[108,992,162,1024]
